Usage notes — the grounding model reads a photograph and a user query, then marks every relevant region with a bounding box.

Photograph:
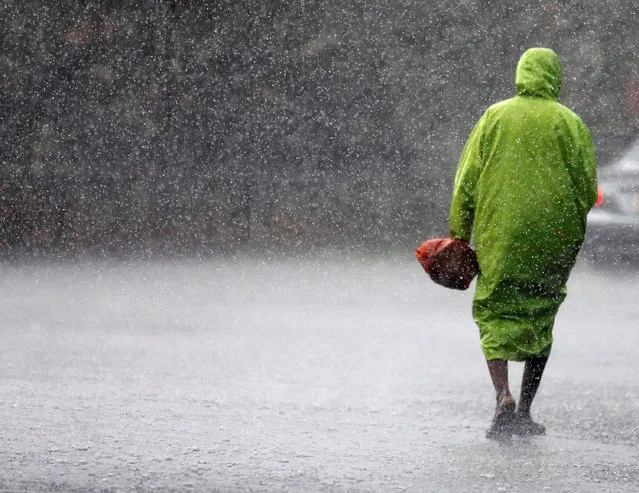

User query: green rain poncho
[449,48,598,361]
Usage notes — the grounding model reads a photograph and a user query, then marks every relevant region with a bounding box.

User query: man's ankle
[516,407,531,417]
[496,389,512,400]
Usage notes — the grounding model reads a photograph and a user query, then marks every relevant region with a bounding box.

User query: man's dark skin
[486,357,548,438]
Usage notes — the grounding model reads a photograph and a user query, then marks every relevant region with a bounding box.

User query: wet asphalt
[0,253,637,492]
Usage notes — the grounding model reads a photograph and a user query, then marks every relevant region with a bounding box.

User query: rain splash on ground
[0,252,638,492]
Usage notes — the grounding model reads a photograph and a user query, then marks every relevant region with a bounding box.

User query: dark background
[1,0,638,257]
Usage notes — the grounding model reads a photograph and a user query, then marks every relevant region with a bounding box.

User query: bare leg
[485,359,516,439]
[487,359,515,408]
[518,356,548,415]
[514,356,548,435]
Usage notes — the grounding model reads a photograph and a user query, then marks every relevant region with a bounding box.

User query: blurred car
[583,137,639,263]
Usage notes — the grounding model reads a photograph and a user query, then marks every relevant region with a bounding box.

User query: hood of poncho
[515,47,562,100]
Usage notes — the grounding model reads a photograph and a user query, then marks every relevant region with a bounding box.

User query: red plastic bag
[415,238,479,290]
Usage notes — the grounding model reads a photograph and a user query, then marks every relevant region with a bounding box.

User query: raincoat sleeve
[449,115,486,241]
[571,122,598,215]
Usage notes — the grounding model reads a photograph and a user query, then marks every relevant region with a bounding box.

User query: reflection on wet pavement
[0,255,637,492]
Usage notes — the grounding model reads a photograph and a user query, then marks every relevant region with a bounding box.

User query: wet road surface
[0,254,637,492]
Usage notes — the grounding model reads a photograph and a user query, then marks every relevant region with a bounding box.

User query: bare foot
[495,393,516,415]
[513,412,546,436]
[486,393,516,440]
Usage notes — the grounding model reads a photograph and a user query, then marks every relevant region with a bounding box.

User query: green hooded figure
[449,48,598,438]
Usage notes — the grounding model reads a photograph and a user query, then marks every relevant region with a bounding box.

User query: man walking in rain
[449,47,598,439]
